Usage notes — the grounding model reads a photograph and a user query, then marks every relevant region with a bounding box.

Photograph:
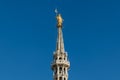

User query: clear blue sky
[0,0,120,80]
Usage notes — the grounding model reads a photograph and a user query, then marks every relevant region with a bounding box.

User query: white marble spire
[51,11,70,80]
[56,24,65,53]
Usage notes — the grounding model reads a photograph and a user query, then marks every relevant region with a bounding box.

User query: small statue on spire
[55,9,63,27]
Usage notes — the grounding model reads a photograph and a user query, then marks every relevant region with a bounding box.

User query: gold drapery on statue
[56,14,63,27]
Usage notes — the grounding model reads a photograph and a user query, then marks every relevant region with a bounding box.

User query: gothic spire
[56,12,65,53]
[51,10,70,80]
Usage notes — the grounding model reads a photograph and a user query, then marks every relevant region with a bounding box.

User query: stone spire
[51,11,70,80]
[56,13,65,53]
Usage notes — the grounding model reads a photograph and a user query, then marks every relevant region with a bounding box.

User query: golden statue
[55,8,63,27]
[56,14,63,27]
